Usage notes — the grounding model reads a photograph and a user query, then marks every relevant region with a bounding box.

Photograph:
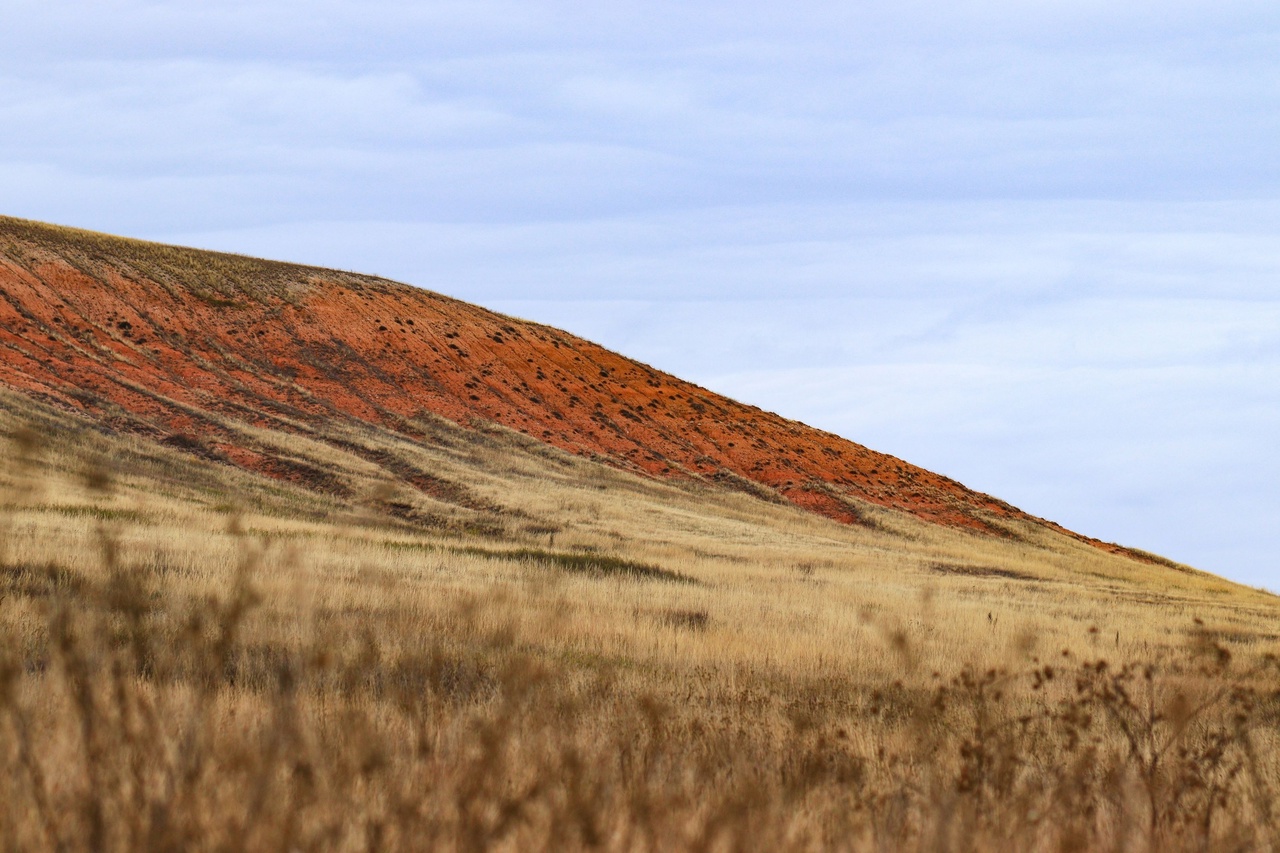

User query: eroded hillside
[0,216,1141,555]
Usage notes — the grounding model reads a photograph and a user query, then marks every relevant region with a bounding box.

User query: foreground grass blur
[2,400,1278,852]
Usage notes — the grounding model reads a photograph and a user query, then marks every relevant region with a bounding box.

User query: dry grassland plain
[1,383,1279,853]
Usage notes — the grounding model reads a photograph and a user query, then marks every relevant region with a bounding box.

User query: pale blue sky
[3,1,1278,588]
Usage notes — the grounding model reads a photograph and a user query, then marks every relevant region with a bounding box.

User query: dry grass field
[2,385,1278,852]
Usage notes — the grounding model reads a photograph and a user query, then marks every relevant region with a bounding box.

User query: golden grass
[1,388,1278,851]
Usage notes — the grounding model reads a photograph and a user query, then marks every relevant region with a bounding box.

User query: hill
[1,216,1278,851]
[2,215,1140,553]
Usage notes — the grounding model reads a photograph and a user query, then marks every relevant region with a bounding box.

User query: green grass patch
[459,546,699,585]
[376,538,696,585]
[30,504,149,523]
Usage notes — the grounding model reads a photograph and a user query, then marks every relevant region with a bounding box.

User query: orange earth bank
[0,217,1132,554]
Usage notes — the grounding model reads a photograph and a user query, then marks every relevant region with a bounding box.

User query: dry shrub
[1,433,1278,852]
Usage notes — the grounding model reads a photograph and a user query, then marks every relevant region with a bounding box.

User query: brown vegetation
[1,386,1277,851]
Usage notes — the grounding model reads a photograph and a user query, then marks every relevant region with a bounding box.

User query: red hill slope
[0,216,1128,553]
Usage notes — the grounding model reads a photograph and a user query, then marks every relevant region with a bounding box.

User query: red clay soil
[0,216,1136,555]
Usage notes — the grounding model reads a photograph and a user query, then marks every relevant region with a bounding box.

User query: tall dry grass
[2,419,1279,852]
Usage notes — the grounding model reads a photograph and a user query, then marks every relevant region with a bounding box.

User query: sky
[2,1,1278,588]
